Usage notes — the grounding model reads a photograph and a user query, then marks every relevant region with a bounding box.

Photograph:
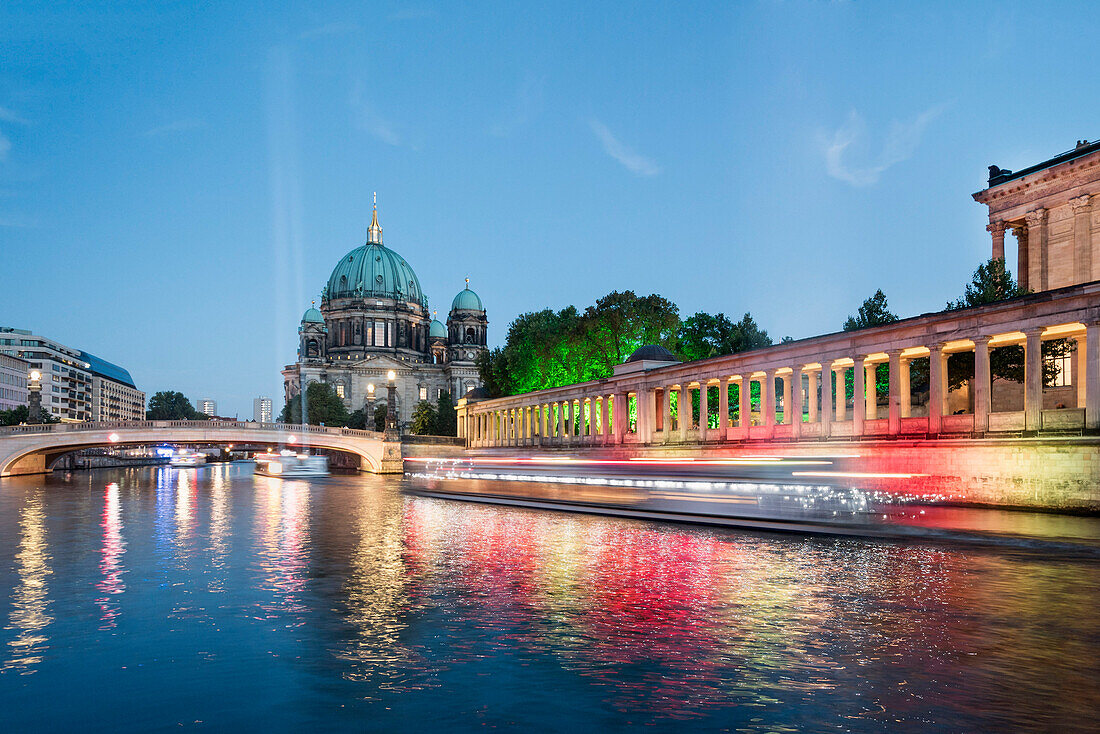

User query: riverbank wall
[452,437,1100,512]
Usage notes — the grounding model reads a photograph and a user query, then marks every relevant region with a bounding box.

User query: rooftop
[985,139,1100,188]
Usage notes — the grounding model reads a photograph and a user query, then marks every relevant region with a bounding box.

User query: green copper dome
[451,287,484,312]
[302,306,324,323]
[429,319,446,338]
[326,242,426,305]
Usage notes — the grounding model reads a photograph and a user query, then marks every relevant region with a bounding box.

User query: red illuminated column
[698,382,709,442]
[738,377,750,436]
[973,336,991,434]
[792,367,804,439]
[1024,328,1043,432]
[819,364,832,439]
[928,343,945,434]
[718,379,729,439]
[853,356,866,436]
[763,370,775,435]
[807,370,818,424]
[900,357,911,418]
[887,349,902,435]
[1086,323,1100,430]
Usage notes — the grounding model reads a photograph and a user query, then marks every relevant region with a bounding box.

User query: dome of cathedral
[302,306,324,323]
[429,319,447,338]
[325,205,426,305]
[451,287,484,312]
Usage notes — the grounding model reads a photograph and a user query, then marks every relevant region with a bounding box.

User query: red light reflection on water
[95,482,124,628]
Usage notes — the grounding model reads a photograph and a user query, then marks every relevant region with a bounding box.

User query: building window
[419,387,427,401]
[336,384,345,398]
[1050,353,1072,387]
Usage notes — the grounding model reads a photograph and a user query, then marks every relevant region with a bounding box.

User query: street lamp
[386,370,398,432]
[27,370,43,424]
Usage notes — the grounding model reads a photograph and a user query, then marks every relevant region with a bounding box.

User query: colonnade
[456,283,1100,448]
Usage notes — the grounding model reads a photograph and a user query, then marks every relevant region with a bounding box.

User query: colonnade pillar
[698,383,709,441]
[819,365,832,438]
[929,344,945,434]
[865,362,878,421]
[1086,323,1100,430]
[762,370,775,433]
[834,366,846,421]
[1024,328,1043,432]
[807,371,818,423]
[900,357,911,418]
[781,373,792,425]
[717,379,729,437]
[738,377,750,434]
[792,367,804,438]
[887,349,902,435]
[679,386,690,441]
[612,392,627,442]
[853,356,866,436]
[973,336,991,433]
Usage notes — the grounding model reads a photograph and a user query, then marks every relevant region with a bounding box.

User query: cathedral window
[336,384,345,398]
[419,386,427,401]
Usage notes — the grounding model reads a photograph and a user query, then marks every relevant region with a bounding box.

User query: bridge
[0,420,403,477]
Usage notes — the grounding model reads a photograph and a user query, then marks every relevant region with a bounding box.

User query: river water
[0,464,1097,732]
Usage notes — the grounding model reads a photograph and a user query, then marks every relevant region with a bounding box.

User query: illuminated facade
[0,353,29,412]
[253,396,273,423]
[282,202,487,427]
[0,327,144,422]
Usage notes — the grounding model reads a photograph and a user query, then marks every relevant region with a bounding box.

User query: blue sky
[2,1,1097,416]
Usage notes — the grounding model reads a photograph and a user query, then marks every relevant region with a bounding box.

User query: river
[0,464,1097,732]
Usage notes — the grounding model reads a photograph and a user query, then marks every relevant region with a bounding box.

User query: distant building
[197,398,217,417]
[253,396,273,423]
[0,327,144,422]
[0,353,29,412]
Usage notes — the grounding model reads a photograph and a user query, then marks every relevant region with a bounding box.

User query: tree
[346,407,370,430]
[677,312,771,361]
[373,403,388,431]
[946,257,1028,310]
[147,391,207,420]
[944,259,1070,388]
[279,382,350,426]
[435,391,457,436]
[0,405,55,425]
[410,400,438,435]
[843,290,899,331]
[582,291,680,369]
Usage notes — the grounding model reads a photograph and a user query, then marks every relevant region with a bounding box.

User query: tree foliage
[278,382,350,426]
[947,257,1028,310]
[843,290,899,331]
[410,400,438,435]
[677,312,771,361]
[0,405,59,425]
[147,391,208,420]
[435,391,457,436]
[373,403,388,431]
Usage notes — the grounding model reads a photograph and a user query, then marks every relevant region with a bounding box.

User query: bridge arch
[0,421,399,477]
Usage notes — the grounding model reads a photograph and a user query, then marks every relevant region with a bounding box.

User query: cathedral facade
[282,204,487,428]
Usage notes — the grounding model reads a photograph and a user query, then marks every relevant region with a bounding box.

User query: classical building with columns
[282,203,487,428]
[975,139,1100,292]
[458,142,1100,500]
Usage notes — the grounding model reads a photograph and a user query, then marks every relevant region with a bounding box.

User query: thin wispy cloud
[489,75,544,137]
[144,118,206,137]
[588,119,660,177]
[298,22,359,40]
[821,106,944,186]
[350,84,403,147]
[0,107,30,126]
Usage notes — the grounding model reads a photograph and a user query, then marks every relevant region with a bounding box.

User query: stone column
[987,220,1007,261]
[808,371,818,423]
[900,357,911,418]
[819,364,832,439]
[600,396,610,444]
[792,367,804,439]
[865,362,878,421]
[558,401,566,443]
[1076,335,1087,410]
[1024,328,1044,432]
[781,373,792,425]
[887,350,902,435]
[1012,226,1029,291]
[718,379,729,438]
[613,393,627,443]
[679,385,690,442]
[973,336,992,433]
[763,370,775,431]
[1026,208,1047,291]
[1071,195,1093,284]
[1086,323,1100,430]
[929,344,945,434]
[661,386,673,443]
[853,356,866,436]
[834,367,846,422]
[698,383,709,442]
[739,378,750,435]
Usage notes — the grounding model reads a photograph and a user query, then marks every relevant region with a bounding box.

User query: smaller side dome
[429,319,446,338]
[625,344,677,363]
[462,386,492,401]
[451,282,484,311]
[302,305,324,323]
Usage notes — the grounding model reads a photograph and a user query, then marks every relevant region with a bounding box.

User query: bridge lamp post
[386,370,398,433]
[27,370,43,424]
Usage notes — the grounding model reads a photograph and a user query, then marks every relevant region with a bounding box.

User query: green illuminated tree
[946,257,1027,310]
[677,312,771,361]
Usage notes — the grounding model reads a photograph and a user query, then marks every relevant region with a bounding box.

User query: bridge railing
[0,420,386,440]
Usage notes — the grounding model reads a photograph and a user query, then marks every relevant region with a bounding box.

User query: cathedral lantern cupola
[367,192,383,245]
[447,278,488,363]
[299,301,327,363]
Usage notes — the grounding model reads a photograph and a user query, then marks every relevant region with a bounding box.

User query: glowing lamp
[367,383,375,394]
[108,433,120,443]
[29,370,41,381]
[387,370,396,382]
[288,435,297,444]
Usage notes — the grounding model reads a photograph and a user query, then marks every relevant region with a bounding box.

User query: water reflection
[3,492,52,673]
[95,482,125,629]
[253,477,311,623]
[208,468,229,591]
